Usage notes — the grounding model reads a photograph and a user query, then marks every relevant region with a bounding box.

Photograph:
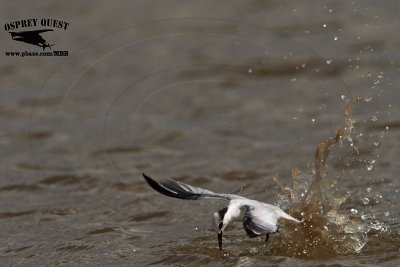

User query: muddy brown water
[1,1,400,266]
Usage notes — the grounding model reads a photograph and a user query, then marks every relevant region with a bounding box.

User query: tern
[143,173,301,250]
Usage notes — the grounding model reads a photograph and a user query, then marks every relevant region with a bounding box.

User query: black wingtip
[143,173,163,192]
[142,173,183,199]
[143,172,155,184]
[142,173,150,181]
[143,173,161,188]
[143,173,204,200]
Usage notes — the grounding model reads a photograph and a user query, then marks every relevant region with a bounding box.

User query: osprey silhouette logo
[9,29,54,50]
[4,18,69,56]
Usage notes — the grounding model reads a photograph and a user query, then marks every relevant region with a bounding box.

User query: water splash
[270,99,383,258]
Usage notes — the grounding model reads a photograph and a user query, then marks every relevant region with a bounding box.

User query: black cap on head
[217,207,228,221]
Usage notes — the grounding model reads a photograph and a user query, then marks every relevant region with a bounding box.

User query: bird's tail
[279,210,301,223]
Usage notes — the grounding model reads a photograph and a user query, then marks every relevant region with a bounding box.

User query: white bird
[143,173,300,250]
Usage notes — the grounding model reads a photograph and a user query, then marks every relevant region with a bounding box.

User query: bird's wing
[143,173,239,200]
[242,205,279,237]
[31,29,54,34]
[9,29,53,34]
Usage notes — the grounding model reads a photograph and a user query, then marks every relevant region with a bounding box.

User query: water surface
[1,1,399,266]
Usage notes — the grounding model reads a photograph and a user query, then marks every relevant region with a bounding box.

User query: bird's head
[213,206,228,250]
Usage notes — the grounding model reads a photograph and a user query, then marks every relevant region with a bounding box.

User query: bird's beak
[217,231,223,250]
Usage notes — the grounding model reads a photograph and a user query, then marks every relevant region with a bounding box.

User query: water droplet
[334,36,338,41]
[311,118,316,123]
[384,211,390,217]
[362,198,370,205]
[293,116,298,120]
[366,187,372,193]
[365,96,372,102]
[290,77,297,82]
[373,142,380,147]
[326,59,332,64]
[248,68,252,73]
[341,94,347,100]
[323,24,327,28]
[351,208,358,215]
[367,164,373,171]
[371,115,377,121]
[386,126,389,130]
[370,221,387,232]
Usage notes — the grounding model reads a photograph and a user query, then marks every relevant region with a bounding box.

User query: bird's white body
[143,173,300,250]
[221,198,300,233]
